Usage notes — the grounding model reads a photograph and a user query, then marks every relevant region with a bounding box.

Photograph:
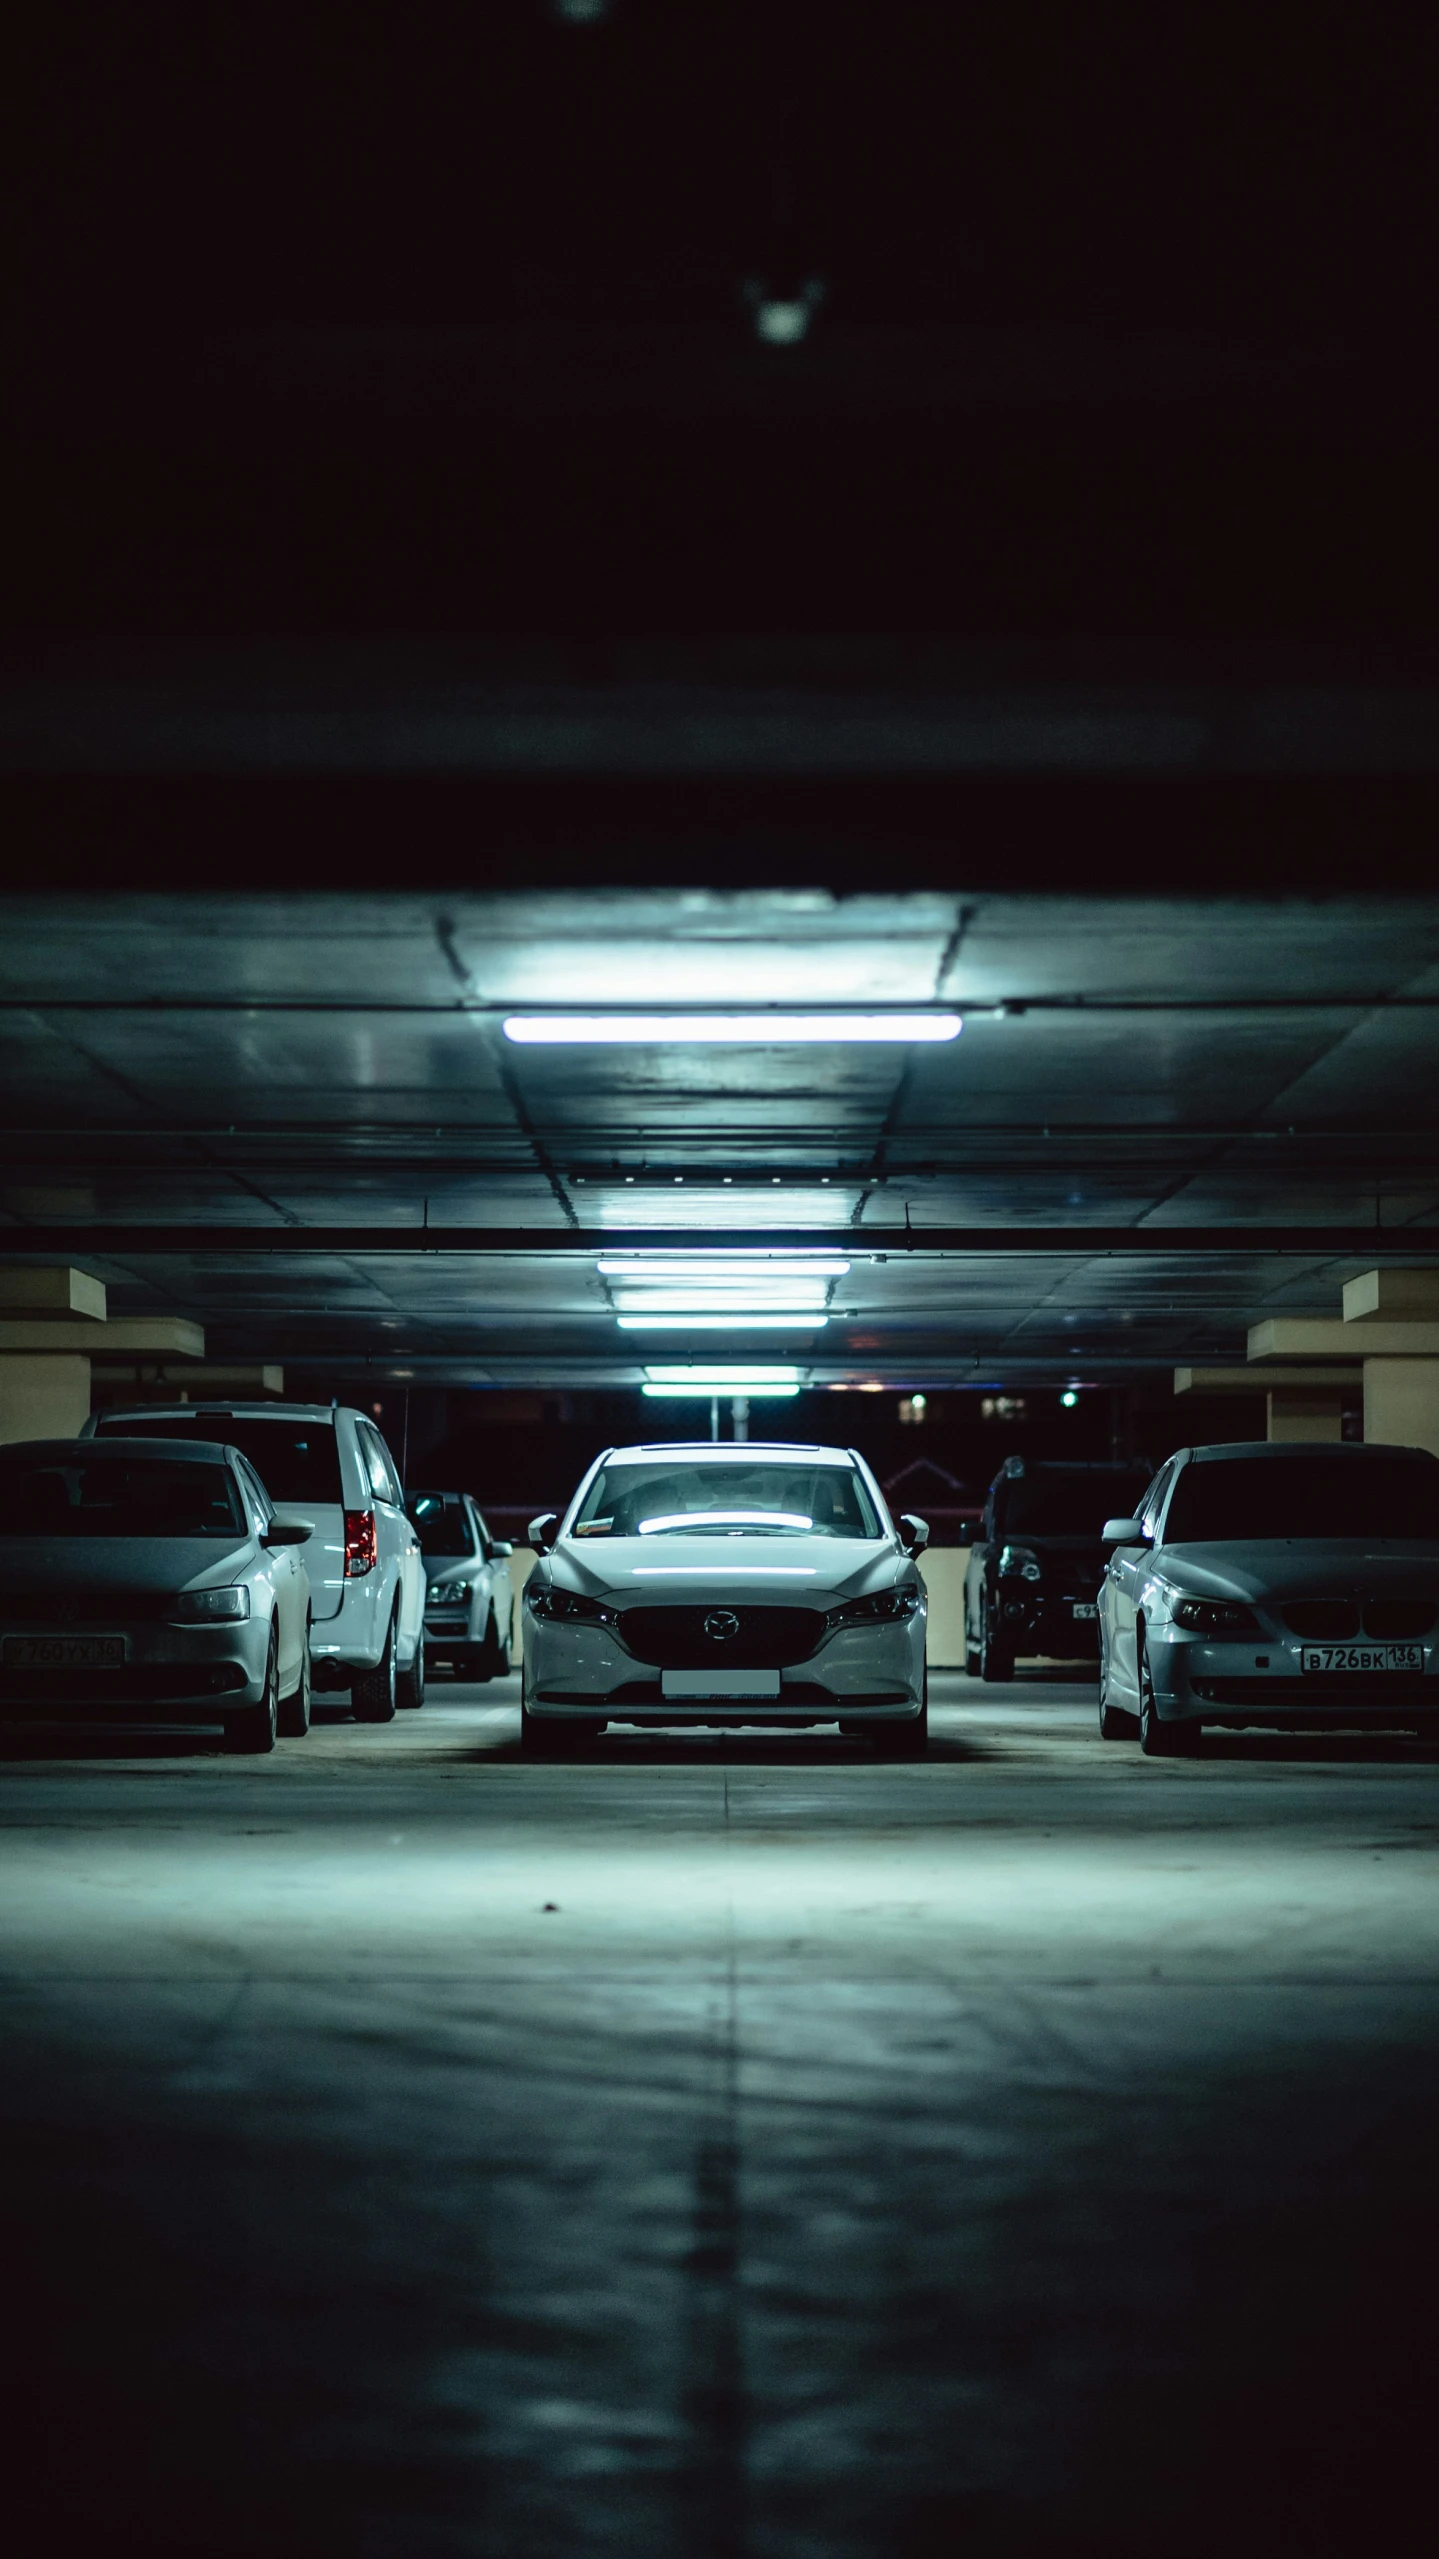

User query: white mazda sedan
[520,1441,929,1756]
[1098,1439,1439,1755]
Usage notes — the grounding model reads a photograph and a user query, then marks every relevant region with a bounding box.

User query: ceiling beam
[0,1225,1435,1258]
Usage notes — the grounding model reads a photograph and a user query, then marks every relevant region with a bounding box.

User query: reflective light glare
[638,1510,812,1534]
[1061,1389,1079,1407]
[597,1258,850,1278]
[644,1365,802,1385]
[622,1317,827,1336]
[641,1381,801,1399]
[503,1013,961,1044]
[631,1566,819,1577]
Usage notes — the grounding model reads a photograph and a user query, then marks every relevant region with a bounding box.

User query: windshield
[1000,1466,1153,1537]
[407,1493,473,1556]
[98,1414,343,1505]
[571,1459,881,1540]
[0,1455,245,1539]
[1162,1452,1439,1544]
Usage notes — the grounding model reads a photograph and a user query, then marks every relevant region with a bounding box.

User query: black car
[963,1457,1154,1681]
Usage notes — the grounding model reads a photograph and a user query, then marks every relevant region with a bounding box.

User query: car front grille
[0,1664,249,1706]
[616,1604,826,1669]
[1194,1675,1436,1707]
[1281,1599,1438,1639]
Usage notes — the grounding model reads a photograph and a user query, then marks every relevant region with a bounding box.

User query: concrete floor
[4,1672,1439,2559]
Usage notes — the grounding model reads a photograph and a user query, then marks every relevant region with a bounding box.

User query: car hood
[551,1534,901,1605]
[0,1538,257,1609]
[1153,1539,1439,1603]
[422,1553,481,1583]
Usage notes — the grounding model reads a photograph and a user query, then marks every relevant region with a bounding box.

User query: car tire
[1137,1635,1197,1757]
[963,1604,981,1678]
[277,1620,312,1738]
[519,1692,566,1757]
[484,1608,512,1680]
[352,1613,398,1722]
[225,1633,279,1755]
[979,1593,1014,1684]
[872,1681,929,1758]
[1097,1641,1138,1740]
[396,1627,426,1710]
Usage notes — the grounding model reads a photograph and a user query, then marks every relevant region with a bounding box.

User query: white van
[84,1403,427,1717]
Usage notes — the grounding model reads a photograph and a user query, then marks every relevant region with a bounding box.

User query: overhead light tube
[504,1012,961,1044]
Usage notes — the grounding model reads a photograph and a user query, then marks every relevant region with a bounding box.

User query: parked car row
[0,1401,516,1753]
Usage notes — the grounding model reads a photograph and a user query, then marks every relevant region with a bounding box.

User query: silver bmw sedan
[0,1438,314,1753]
[520,1440,929,1756]
[1098,1439,1439,1754]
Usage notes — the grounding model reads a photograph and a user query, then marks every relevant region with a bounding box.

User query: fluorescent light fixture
[618,1314,828,1331]
[644,1365,802,1384]
[504,1012,961,1044]
[638,1510,812,1533]
[598,1258,851,1279]
[613,1289,829,1314]
[641,1382,801,1399]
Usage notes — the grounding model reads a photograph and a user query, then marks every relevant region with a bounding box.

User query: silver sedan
[1098,1439,1439,1754]
[0,1438,314,1753]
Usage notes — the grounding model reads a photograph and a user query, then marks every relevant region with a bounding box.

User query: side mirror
[264,1517,314,1547]
[897,1512,930,1557]
[956,1519,977,1548]
[1102,1517,1148,1546]
[489,1538,514,1560]
[527,1512,560,1552]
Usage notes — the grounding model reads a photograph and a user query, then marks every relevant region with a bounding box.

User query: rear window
[97,1414,343,1506]
[407,1494,472,1556]
[0,1454,244,1539]
[1163,1452,1439,1544]
[1000,1467,1153,1537]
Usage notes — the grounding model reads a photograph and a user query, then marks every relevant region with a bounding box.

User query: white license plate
[3,1634,126,1669]
[1070,1602,1098,1620]
[661,1668,781,1700]
[1299,1643,1424,1675]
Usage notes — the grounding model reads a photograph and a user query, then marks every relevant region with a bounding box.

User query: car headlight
[1171,1596,1260,1635]
[525,1585,618,1626]
[428,1579,471,1605]
[170,1587,250,1622]
[827,1586,924,1628]
[998,1544,1043,1582]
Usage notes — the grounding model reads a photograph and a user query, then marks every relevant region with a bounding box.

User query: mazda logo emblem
[703,1609,741,1643]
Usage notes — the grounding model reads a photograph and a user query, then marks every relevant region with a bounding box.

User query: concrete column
[1363,1359,1439,1459]
[0,1353,92,1443]
[1266,1385,1345,1443]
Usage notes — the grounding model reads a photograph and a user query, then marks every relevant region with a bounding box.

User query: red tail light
[344,1509,378,1576]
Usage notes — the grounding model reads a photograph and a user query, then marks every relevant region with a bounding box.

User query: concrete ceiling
[2,886,1438,1384]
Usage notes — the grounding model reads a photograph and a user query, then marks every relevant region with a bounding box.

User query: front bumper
[1148,1624,1439,1728]
[996,1589,1101,1656]
[0,1617,271,1718]
[523,1615,925,1722]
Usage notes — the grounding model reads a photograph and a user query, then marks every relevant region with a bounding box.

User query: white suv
[84,1403,427,1718]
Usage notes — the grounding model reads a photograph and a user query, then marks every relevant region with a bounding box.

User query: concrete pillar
[1363,1359,1439,1459]
[0,1353,92,1443]
[1266,1385,1345,1443]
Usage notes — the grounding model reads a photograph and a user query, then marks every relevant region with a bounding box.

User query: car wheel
[277,1619,312,1738]
[1137,1634,1197,1757]
[484,1608,512,1680]
[979,1593,1013,1683]
[352,1613,398,1722]
[520,1691,566,1757]
[225,1633,279,1755]
[396,1626,426,1710]
[1097,1638,1138,1740]
[872,1676,929,1758]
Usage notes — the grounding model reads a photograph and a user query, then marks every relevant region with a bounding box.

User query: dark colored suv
[963,1457,1154,1681]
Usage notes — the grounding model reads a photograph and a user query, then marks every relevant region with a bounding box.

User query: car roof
[602,1441,860,1466]
[1,1436,239,1464]
[97,1402,341,1423]
[1186,1440,1439,1464]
